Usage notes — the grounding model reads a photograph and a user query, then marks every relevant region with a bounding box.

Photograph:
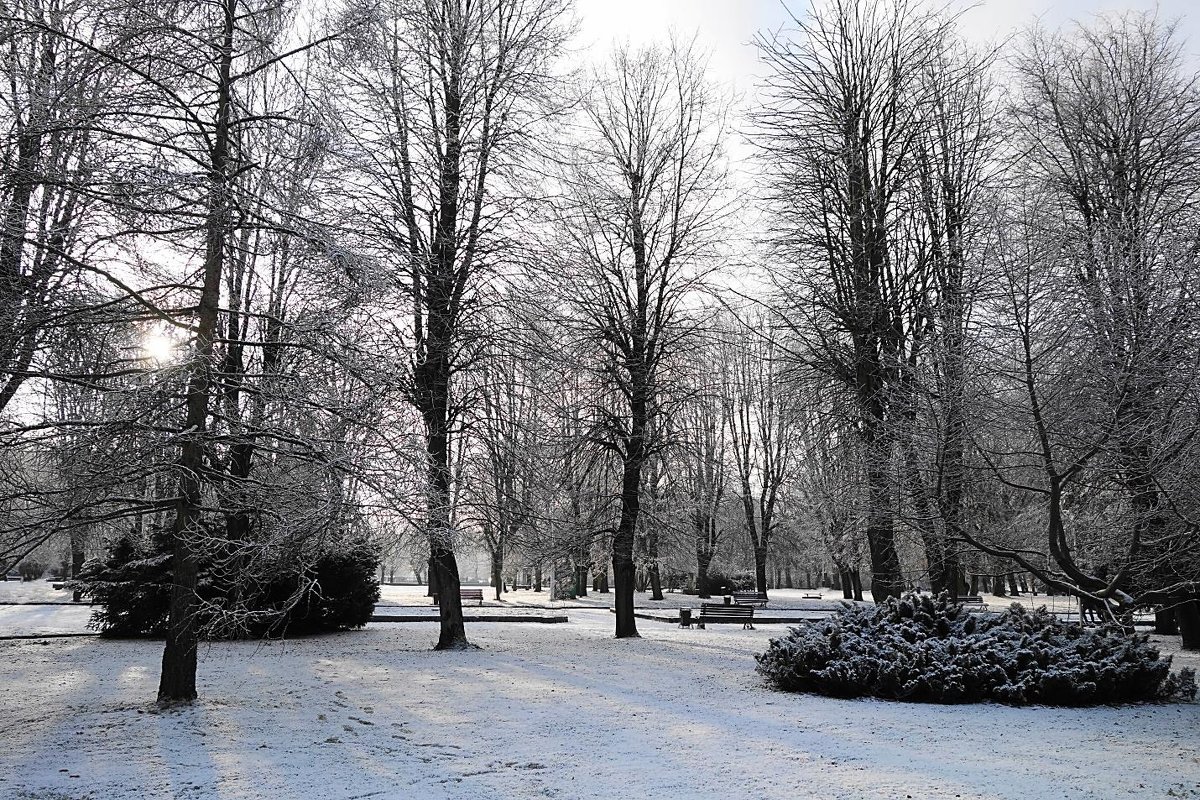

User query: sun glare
[143,332,176,364]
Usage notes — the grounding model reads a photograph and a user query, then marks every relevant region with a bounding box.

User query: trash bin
[723,594,732,605]
[679,607,692,628]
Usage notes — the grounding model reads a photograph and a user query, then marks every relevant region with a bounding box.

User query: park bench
[958,596,986,609]
[732,590,768,608]
[802,593,822,599]
[432,588,485,606]
[697,602,755,629]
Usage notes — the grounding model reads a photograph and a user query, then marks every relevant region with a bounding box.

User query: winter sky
[573,0,1200,98]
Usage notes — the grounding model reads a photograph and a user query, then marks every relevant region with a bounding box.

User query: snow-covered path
[2,609,1197,800]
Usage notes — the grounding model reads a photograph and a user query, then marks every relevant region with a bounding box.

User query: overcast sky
[573,0,1200,98]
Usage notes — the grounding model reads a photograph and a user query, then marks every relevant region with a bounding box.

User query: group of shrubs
[697,569,758,596]
[757,593,1196,706]
[74,529,380,639]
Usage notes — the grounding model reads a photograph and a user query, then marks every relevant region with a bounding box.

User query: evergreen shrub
[756,593,1197,705]
[702,569,757,596]
[75,532,379,638]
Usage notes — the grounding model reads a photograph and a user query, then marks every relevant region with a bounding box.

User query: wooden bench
[802,593,822,599]
[432,588,485,606]
[958,596,985,608]
[732,590,768,608]
[698,603,755,629]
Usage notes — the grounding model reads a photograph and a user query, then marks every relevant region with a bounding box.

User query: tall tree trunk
[424,411,467,649]
[157,0,236,704]
[612,444,641,637]
[612,366,646,636]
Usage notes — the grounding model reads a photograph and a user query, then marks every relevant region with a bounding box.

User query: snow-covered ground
[0,578,74,604]
[2,607,1198,800]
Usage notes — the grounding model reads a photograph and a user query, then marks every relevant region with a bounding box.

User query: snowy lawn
[2,609,1198,800]
[0,578,74,604]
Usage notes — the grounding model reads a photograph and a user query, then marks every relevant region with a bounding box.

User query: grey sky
[573,0,1200,97]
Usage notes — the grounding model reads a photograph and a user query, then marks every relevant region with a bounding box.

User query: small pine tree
[74,533,173,637]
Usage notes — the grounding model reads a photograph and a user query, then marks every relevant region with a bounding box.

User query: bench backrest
[732,591,767,600]
[699,603,753,615]
[461,589,483,598]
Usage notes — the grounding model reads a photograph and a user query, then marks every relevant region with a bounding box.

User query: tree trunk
[1154,607,1178,635]
[902,440,950,595]
[1178,600,1200,651]
[1007,573,1020,596]
[70,527,86,603]
[612,380,645,636]
[648,564,663,600]
[491,554,503,602]
[574,563,588,597]
[850,570,864,602]
[158,0,236,705]
[696,546,713,598]
[864,450,903,602]
[534,564,542,592]
[753,543,769,598]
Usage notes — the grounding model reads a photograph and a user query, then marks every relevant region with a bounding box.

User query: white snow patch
[0,608,1197,800]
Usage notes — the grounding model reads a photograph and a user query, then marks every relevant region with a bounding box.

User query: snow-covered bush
[756,593,1195,705]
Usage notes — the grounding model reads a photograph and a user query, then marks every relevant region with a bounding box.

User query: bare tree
[549,39,728,637]
[896,36,999,598]
[755,0,952,601]
[0,0,116,414]
[676,356,726,597]
[945,13,1200,644]
[328,0,570,648]
[722,317,797,596]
